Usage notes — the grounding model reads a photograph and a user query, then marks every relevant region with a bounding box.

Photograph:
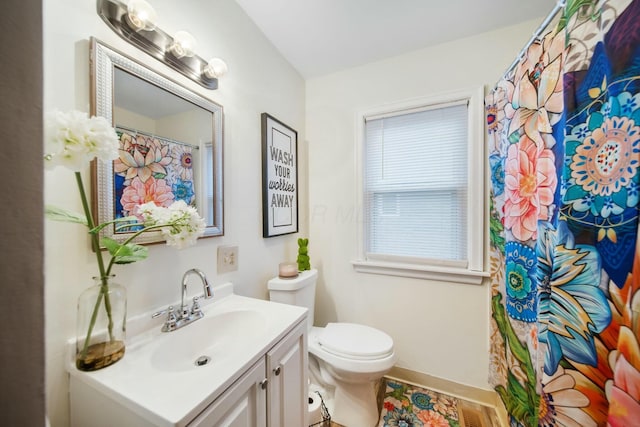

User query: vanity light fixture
[125,0,157,31]
[96,0,227,90]
[168,31,197,58]
[203,58,229,79]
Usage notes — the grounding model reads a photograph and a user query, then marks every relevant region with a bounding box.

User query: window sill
[351,260,488,285]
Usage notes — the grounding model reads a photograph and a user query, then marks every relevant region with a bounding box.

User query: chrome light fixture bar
[96,0,227,90]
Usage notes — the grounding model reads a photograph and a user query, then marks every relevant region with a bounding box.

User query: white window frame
[352,87,488,284]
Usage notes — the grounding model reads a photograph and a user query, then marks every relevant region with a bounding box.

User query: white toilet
[268,269,396,427]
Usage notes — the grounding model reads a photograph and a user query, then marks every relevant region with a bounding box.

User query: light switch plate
[217,245,238,273]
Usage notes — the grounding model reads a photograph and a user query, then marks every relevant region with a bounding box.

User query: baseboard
[385,367,498,409]
[493,396,509,427]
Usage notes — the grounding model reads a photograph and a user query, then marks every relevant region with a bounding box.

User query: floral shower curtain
[486,1,640,425]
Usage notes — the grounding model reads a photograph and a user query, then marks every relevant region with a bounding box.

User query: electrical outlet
[217,245,238,273]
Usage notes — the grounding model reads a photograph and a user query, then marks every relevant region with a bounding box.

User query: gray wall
[0,0,45,425]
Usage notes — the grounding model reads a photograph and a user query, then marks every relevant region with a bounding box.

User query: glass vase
[75,276,127,371]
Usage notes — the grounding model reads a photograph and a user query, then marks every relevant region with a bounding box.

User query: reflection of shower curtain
[486,1,640,425]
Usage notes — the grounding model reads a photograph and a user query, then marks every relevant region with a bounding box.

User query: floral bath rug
[379,380,461,427]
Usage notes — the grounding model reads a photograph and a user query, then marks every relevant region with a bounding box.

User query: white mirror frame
[90,37,224,245]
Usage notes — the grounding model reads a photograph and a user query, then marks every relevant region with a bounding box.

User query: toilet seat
[318,323,394,360]
[308,325,396,375]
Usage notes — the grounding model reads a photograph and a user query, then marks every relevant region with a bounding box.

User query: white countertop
[68,283,307,426]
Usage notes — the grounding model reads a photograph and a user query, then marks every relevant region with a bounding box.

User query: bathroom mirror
[90,38,224,245]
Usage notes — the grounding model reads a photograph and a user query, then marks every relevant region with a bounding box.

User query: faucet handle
[152,306,178,331]
[152,305,170,319]
[190,295,204,315]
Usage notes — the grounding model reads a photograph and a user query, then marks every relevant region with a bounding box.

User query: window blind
[364,103,468,263]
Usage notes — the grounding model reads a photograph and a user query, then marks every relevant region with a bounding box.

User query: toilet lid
[318,323,393,359]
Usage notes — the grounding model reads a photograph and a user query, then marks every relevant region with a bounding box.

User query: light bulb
[168,31,197,58]
[126,0,157,32]
[203,58,228,79]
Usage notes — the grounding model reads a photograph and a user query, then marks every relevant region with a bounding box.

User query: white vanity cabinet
[70,320,307,427]
[190,320,307,427]
[68,290,308,427]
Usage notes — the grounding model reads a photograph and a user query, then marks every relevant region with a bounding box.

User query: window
[353,88,487,284]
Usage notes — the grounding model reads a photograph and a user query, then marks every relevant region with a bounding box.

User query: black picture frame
[261,113,299,238]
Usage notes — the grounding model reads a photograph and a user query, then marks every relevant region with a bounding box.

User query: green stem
[75,172,116,357]
[104,222,175,276]
[82,285,105,355]
[75,170,185,358]
[75,172,106,276]
[102,282,114,341]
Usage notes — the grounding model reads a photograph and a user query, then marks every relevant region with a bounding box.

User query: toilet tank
[268,269,317,330]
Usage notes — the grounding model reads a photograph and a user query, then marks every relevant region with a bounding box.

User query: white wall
[114,106,157,133]
[305,19,542,390]
[43,1,305,425]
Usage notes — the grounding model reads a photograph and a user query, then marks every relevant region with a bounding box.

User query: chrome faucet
[180,268,213,317]
[152,268,214,332]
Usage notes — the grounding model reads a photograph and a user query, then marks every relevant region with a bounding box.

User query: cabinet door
[189,358,267,427]
[267,320,308,427]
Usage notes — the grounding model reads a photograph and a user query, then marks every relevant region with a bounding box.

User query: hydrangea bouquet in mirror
[44,110,206,371]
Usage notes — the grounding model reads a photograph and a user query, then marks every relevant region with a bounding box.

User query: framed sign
[261,113,298,237]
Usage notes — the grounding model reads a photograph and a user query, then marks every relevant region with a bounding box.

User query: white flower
[44,110,119,171]
[160,201,206,249]
[135,200,206,249]
[136,201,163,224]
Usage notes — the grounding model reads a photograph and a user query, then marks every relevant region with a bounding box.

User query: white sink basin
[67,283,307,427]
[150,310,267,372]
